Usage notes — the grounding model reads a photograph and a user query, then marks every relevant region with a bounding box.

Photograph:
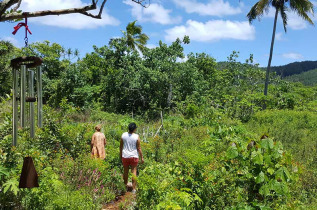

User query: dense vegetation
[1,34,317,209]
[270,60,317,78]
[284,68,317,86]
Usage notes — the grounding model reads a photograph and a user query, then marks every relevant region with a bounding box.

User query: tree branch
[0,0,146,22]
[132,0,150,8]
[80,0,107,19]
[0,0,19,16]
[12,0,21,12]
[0,0,105,22]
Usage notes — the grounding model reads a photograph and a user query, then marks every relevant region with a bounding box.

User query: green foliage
[285,69,317,86]
[272,61,317,78]
[21,166,97,210]
[3,178,19,196]
[247,110,317,167]
[0,40,16,97]
[1,24,317,209]
[0,105,128,209]
[2,36,316,120]
[132,111,303,209]
[0,96,316,208]
[246,110,317,207]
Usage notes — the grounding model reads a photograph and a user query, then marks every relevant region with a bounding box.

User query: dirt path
[102,183,136,210]
[102,192,136,210]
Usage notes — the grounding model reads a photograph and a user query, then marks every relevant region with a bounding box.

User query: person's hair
[128,122,137,133]
[95,124,102,131]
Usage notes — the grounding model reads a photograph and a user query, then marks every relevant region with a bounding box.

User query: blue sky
[1,0,316,66]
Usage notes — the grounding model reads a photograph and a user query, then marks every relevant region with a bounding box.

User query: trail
[102,183,136,210]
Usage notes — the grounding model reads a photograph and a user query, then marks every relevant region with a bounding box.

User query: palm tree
[122,20,149,52]
[247,0,314,97]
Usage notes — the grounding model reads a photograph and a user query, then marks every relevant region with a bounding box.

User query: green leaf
[259,183,270,196]
[275,167,291,182]
[226,146,238,159]
[284,167,291,181]
[251,151,263,165]
[271,180,289,195]
[3,179,19,196]
[260,138,274,150]
[255,171,265,184]
[0,166,10,179]
[263,154,272,165]
[272,146,284,159]
[267,168,275,175]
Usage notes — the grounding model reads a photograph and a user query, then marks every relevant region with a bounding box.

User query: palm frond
[289,0,314,25]
[137,33,149,44]
[126,20,137,35]
[279,5,288,32]
[124,20,149,52]
[247,0,272,22]
[247,2,260,23]
[257,0,271,14]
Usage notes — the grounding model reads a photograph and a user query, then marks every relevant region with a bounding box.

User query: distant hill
[284,69,317,86]
[270,60,317,78]
[216,60,317,81]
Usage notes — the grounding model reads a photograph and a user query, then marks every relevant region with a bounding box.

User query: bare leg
[131,165,137,190]
[123,165,129,186]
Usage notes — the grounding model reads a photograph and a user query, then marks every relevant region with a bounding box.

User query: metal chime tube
[12,69,18,146]
[36,66,43,128]
[29,70,35,138]
[20,65,26,128]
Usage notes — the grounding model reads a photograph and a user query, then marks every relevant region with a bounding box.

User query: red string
[12,15,32,36]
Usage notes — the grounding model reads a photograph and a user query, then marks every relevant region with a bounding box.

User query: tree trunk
[167,83,173,108]
[264,7,279,97]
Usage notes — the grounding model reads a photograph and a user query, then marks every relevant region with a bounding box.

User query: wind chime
[11,14,43,188]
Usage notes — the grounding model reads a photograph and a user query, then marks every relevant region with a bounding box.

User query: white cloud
[275,32,283,41]
[1,36,21,47]
[176,55,188,63]
[165,20,255,42]
[123,0,181,25]
[264,8,314,30]
[20,0,119,29]
[282,53,304,59]
[146,44,157,49]
[288,13,309,30]
[173,0,242,17]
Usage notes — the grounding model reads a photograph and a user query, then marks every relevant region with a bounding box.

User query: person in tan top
[91,124,106,160]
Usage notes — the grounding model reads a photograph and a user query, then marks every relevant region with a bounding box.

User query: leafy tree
[247,0,314,96]
[20,41,81,106]
[0,40,18,97]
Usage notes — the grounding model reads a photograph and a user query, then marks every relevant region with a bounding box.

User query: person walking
[120,122,144,193]
[91,124,106,160]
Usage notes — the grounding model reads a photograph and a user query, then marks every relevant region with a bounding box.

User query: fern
[3,178,19,196]
[0,166,9,179]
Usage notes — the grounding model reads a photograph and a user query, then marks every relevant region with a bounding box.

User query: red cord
[12,15,32,46]
[12,22,32,35]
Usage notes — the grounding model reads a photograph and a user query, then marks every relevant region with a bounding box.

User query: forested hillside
[1,36,317,209]
[284,69,317,86]
[270,60,317,77]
